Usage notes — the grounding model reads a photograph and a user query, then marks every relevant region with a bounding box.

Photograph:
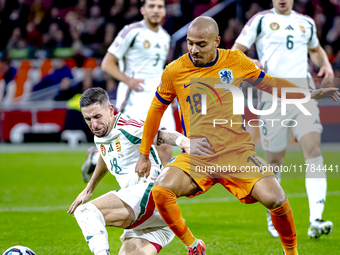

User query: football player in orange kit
[135,16,340,255]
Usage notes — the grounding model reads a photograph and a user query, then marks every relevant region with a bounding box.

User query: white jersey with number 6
[235,8,319,102]
[94,113,162,189]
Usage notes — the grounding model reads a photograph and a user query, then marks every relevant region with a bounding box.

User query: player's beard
[149,20,161,27]
[192,58,205,67]
[147,15,162,27]
[193,61,205,67]
[93,125,109,138]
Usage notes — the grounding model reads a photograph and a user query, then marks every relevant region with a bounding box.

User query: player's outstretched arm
[67,156,109,214]
[310,87,340,101]
[156,129,214,155]
[137,94,169,177]
[308,45,334,88]
[101,52,144,92]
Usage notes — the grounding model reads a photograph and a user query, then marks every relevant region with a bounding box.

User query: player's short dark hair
[140,0,166,7]
[80,87,110,108]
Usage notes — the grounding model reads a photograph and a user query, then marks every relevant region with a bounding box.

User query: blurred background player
[81,0,175,181]
[232,0,334,238]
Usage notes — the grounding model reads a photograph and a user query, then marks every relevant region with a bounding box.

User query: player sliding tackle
[135,16,340,255]
[68,88,213,255]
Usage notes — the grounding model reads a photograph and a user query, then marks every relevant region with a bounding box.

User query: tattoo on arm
[157,130,183,146]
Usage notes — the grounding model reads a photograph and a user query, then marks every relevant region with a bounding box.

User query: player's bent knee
[124,211,136,228]
[266,194,287,210]
[153,166,196,197]
[152,185,176,206]
[153,168,175,190]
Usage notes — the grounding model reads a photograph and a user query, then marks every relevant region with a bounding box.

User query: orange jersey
[140,49,305,155]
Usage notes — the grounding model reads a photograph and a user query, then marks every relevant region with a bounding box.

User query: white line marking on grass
[0,205,69,212]
[179,190,340,204]
[1,191,340,212]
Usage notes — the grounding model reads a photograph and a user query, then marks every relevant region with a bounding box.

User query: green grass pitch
[1,147,339,254]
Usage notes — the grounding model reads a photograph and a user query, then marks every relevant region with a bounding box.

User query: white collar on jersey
[141,19,162,34]
[272,7,296,17]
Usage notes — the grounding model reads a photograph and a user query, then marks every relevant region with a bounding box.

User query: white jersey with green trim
[108,20,170,112]
[94,113,162,189]
[235,8,319,102]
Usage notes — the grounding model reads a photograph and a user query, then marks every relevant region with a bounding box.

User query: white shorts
[120,226,174,250]
[112,182,175,248]
[116,82,176,131]
[258,100,323,152]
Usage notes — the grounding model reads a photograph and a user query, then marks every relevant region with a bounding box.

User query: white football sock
[305,156,327,223]
[274,169,281,184]
[92,152,100,165]
[187,239,199,248]
[74,203,110,255]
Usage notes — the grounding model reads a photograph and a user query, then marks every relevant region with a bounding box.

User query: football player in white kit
[101,0,175,166]
[68,88,213,255]
[232,0,334,238]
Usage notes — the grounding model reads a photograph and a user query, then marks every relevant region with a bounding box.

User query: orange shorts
[166,148,275,204]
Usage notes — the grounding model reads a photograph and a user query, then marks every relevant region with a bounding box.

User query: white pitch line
[1,191,340,212]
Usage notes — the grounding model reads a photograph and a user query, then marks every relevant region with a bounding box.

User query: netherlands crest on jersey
[218,69,234,84]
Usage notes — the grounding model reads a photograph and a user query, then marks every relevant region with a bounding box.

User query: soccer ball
[2,246,36,255]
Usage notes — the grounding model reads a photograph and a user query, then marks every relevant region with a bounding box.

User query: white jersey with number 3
[235,8,319,102]
[108,20,170,113]
[94,113,162,189]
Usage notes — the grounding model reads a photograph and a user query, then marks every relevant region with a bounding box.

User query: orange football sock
[152,185,196,246]
[270,198,298,255]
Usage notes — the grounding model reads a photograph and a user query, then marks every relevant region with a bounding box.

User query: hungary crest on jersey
[100,144,106,156]
[115,139,124,158]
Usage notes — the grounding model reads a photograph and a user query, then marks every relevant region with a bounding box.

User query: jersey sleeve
[156,65,177,104]
[139,65,177,155]
[117,119,145,140]
[235,13,264,49]
[139,96,168,155]
[307,18,319,49]
[234,50,305,99]
[233,49,262,79]
[107,25,140,59]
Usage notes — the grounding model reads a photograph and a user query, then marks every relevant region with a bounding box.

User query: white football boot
[308,219,333,238]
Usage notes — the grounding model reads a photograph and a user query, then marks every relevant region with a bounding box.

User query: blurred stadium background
[1,0,340,254]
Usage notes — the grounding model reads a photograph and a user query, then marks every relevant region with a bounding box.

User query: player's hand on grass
[310,87,340,101]
[135,153,151,178]
[181,137,214,156]
[67,188,93,214]
[127,77,144,92]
